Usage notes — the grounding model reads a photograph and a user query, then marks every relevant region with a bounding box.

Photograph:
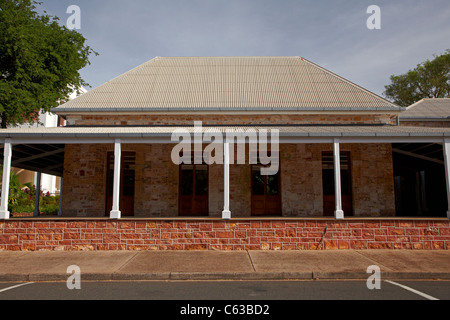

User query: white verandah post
[110,139,122,219]
[0,138,12,219]
[222,141,231,220]
[333,139,344,219]
[443,138,450,219]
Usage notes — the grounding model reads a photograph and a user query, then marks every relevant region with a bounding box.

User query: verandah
[1,126,449,220]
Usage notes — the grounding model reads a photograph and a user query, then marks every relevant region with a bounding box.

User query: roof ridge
[156,56,302,59]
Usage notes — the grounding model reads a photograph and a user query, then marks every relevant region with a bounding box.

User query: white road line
[0,282,34,293]
[385,280,439,300]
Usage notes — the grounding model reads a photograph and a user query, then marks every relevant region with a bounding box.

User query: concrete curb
[2,271,450,282]
[381,272,450,280]
[168,272,313,281]
[112,272,171,281]
[313,272,450,280]
[0,274,29,282]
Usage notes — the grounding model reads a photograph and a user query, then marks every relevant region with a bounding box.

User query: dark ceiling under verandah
[0,144,65,177]
[0,141,445,180]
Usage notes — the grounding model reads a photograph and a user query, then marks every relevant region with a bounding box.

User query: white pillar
[0,139,12,219]
[333,139,344,219]
[110,139,121,219]
[222,142,231,219]
[443,138,450,218]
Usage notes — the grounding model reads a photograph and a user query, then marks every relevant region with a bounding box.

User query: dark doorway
[393,143,447,217]
[322,152,353,216]
[179,164,209,216]
[251,165,281,216]
[105,152,136,216]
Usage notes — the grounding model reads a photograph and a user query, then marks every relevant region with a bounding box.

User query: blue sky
[38,0,450,98]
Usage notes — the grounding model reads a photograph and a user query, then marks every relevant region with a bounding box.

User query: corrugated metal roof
[400,98,450,119]
[53,57,401,113]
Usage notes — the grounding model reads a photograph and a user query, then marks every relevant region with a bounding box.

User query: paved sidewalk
[0,250,449,282]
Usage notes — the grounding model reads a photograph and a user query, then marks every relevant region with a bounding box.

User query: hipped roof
[400,98,450,120]
[53,56,402,114]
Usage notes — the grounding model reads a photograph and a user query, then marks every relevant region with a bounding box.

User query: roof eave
[51,106,406,116]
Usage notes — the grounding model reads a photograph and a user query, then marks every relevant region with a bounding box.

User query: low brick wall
[0,218,449,251]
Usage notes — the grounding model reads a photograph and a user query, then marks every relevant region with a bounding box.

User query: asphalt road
[0,280,448,301]
[1,280,448,318]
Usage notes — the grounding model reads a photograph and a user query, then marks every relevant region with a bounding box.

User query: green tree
[383,50,450,107]
[0,0,97,128]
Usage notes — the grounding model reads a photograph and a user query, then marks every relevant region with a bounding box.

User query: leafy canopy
[383,50,450,107]
[0,0,98,127]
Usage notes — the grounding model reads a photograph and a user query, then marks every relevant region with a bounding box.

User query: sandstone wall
[1,219,448,251]
[66,114,396,126]
[62,143,395,218]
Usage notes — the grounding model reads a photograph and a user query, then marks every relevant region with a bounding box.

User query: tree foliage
[0,0,98,127]
[383,50,450,107]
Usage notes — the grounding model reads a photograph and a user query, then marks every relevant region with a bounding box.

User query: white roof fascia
[1,126,449,145]
[1,136,447,146]
[53,107,406,115]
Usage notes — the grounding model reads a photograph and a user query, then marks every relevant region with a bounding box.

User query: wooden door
[179,164,209,216]
[251,165,281,216]
[105,152,135,216]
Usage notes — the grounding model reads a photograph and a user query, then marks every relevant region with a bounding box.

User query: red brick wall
[0,219,448,251]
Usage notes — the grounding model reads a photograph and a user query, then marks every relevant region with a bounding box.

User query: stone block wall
[62,142,395,218]
[66,114,396,126]
[62,144,108,217]
[280,143,395,217]
[62,143,178,217]
[0,218,448,251]
[400,120,450,128]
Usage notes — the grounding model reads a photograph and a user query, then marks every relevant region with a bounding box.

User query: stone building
[0,56,449,251]
[1,56,449,220]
